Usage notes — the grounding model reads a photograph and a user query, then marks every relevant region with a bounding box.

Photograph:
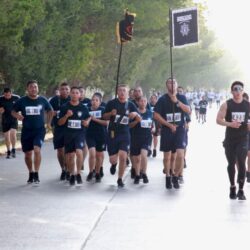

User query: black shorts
[130,135,151,156]
[21,127,46,152]
[53,127,65,149]
[1,119,18,133]
[107,131,130,156]
[86,134,106,152]
[64,131,85,154]
[199,108,207,114]
[160,126,187,152]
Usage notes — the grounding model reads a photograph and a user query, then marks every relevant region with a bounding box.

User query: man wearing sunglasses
[216,81,250,200]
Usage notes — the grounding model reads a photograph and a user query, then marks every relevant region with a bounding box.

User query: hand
[0,107,4,114]
[230,121,241,129]
[169,93,178,104]
[17,114,24,121]
[169,124,177,133]
[111,109,117,116]
[128,112,138,120]
[135,114,142,122]
[82,119,90,127]
[66,110,73,118]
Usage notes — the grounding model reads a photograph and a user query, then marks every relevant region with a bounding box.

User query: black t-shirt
[13,96,53,129]
[0,95,20,122]
[199,100,208,110]
[87,106,106,136]
[49,95,70,128]
[131,109,153,138]
[225,99,250,143]
[81,98,91,107]
[104,98,138,134]
[132,99,151,110]
[154,93,189,129]
[59,102,90,133]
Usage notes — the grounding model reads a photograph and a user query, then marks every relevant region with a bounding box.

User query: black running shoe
[134,175,140,184]
[92,169,96,177]
[110,164,117,175]
[11,148,16,158]
[27,172,34,184]
[86,172,93,182]
[69,175,75,185]
[100,167,104,178]
[33,172,40,184]
[237,189,246,200]
[247,172,250,183]
[131,167,136,179]
[66,171,70,181]
[6,150,11,159]
[117,178,124,188]
[165,176,172,189]
[152,149,157,158]
[95,173,101,183]
[76,174,83,184]
[142,173,149,184]
[60,170,66,181]
[172,176,180,189]
[229,186,237,199]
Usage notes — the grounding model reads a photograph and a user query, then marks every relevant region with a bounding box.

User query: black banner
[171,7,198,47]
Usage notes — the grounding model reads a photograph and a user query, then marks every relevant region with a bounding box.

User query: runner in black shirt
[0,88,20,158]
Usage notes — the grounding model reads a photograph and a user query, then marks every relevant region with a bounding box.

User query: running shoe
[33,172,40,184]
[95,173,101,183]
[100,167,104,178]
[27,172,34,184]
[11,148,16,158]
[178,175,184,184]
[86,172,93,182]
[134,175,140,184]
[229,186,237,199]
[172,176,180,189]
[6,150,11,159]
[165,176,172,189]
[69,175,75,186]
[147,149,152,157]
[60,170,66,181]
[110,164,117,175]
[237,189,246,200]
[76,174,83,184]
[142,173,149,184]
[117,178,125,188]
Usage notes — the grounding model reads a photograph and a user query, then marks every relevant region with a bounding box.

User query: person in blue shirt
[58,87,91,186]
[103,84,140,188]
[49,82,70,181]
[199,96,208,123]
[0,87,20,158]
[154,78,191,189]
[12,80,53,184]
[130,96,153,184]
[86,93,108,182]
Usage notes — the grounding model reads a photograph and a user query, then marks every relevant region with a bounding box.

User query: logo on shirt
[77,111,82,118]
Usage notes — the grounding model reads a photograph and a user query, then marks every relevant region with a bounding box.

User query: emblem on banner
[180,23,190,36]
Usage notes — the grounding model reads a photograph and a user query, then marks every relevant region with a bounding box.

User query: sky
[195,0,250,87]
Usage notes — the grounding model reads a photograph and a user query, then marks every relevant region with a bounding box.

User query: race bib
[25,106,41,116]
[141,119,152,128]
[68,119,81,129]
[120,116,129,125]
[166,113,181,122]
[89,110,102,118]
[232,112,245,122]
[114,115,121,123]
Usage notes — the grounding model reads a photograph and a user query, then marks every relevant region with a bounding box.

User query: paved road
[1,105,250,250]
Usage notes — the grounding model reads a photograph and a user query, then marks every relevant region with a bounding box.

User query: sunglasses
[232,86,243,92]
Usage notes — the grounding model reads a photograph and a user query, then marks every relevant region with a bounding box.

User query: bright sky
[195,0,250,85]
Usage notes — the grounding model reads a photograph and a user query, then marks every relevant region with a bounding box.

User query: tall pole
[115,42,123,97]
[169,8,175,123]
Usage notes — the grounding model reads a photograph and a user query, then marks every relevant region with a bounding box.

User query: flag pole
[115,42,123,97]
[169,8,175,124]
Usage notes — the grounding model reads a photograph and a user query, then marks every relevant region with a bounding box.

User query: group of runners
[0,78,191,189]
[1,79,250,200]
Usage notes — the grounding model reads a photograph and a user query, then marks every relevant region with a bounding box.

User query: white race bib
[166,113,181,122]
[141,119,152,128]
[232,112,245,122]
[89,110,102,118]
[120,116,129,125]
[25,106,41,116]
[114,115,121,123]
[68,119,81,129]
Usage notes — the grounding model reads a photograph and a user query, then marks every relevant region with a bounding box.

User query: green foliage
[0,0,241,96]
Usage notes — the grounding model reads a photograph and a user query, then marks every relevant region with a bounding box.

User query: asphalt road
[1,104,250,250]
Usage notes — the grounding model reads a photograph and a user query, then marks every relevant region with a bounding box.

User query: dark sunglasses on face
[232,86,243,92]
